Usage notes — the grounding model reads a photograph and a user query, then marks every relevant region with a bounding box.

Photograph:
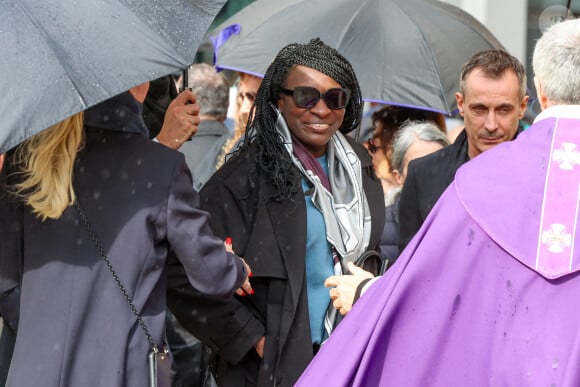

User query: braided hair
[235,38,363,201]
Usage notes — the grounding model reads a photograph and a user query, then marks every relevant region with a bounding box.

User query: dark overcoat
[398,129,469,252]
[0,93,246,387]
[167,138,385,386]
[380,195,401,266]
[179,119,231,190]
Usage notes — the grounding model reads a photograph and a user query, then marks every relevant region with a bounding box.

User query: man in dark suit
[143,75,223,387]
[398,49,529,252]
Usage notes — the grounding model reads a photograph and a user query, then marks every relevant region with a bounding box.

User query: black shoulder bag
[354,249,389,276]
[75,203,171,387]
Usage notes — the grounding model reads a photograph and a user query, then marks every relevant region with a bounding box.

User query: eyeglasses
[280,86,351,110]
[238,91,256,103]
[367,137,379,154]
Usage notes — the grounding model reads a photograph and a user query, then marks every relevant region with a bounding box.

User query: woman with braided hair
[167,38,385,386]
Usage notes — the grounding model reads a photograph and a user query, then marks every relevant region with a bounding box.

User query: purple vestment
[297,105,580,386]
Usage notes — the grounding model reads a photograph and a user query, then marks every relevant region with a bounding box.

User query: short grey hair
[391,120,450,174]
[187,63,230,119]
[533,18,580,105]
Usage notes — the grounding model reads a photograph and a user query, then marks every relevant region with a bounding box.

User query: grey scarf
[274,108,372,339]
[274,108,372,268]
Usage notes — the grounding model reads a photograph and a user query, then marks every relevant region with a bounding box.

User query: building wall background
[442,0,577,103]
[441,0,528,64]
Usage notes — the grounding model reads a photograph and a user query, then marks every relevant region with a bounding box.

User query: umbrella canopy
[0,0,225,154]
[211,0,505,115]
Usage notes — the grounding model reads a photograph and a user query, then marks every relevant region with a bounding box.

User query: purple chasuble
[296,105,580,386]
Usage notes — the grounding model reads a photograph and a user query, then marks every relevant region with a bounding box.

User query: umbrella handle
[180,68,190,93]
[179,67,194,141]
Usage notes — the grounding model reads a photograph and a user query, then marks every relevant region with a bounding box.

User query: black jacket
[398,129,469,252]
[167,138,385,387]
[380,195,401,266]
[179,119,231,190]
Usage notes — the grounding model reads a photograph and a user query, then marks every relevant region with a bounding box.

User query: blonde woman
[0,84,251,387]
[216,72,262,169]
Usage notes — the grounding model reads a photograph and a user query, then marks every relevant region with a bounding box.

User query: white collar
[533,105,580,123]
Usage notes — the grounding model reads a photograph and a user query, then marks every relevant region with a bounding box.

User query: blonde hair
[216,110,245,169]
[216,72,259,169]
[215,83,246,169]
[14,112,85,220]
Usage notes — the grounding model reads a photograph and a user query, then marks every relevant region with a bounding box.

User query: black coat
[179,119,231,190]
[167,139,385,387]
[398,129,469,252]
[380,195,401,266]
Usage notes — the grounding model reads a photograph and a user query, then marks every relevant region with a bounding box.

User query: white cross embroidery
[541,223,572,253]
[553,142,580,170]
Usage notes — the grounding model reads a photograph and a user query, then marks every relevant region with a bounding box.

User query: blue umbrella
[211,0,505,115]
[0,0,226,153]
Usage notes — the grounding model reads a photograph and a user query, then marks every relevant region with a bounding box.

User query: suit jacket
[380,194,401,265]
[398,129,469,252]
[179,119,231,190]
[167,138,385,387]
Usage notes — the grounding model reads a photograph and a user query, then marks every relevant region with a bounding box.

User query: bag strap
[75,202,164,353]
[354,249,389,276]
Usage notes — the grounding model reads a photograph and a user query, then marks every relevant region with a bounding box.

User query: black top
[398,129,469,252]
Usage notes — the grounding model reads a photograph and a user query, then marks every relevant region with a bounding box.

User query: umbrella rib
[16,2,90,108]
[391,0,450,112]
[2,0,225,154]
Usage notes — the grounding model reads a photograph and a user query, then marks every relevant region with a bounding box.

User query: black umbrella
[0,0,226,153]
[211,0,505,115]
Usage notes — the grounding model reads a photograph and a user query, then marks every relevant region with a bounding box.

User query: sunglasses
[280,86,351,110]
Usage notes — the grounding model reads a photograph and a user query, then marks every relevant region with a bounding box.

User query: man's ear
[534,77,549,111]
[129,82,150,103]
[392,169,404,186]
[519,95,529,119]
[455,92,465,116]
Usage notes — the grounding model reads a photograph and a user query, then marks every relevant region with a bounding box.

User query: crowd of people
[0,11,579,387]
[298,17,580,387]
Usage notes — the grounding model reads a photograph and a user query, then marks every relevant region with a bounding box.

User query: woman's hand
[254,336,265,358]
[235,258,254,296]
[324,262,374,315]
[224,238,254,297]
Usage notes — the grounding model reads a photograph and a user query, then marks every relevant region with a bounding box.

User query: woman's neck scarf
[274,106,372,270]
[274,107,372,339]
